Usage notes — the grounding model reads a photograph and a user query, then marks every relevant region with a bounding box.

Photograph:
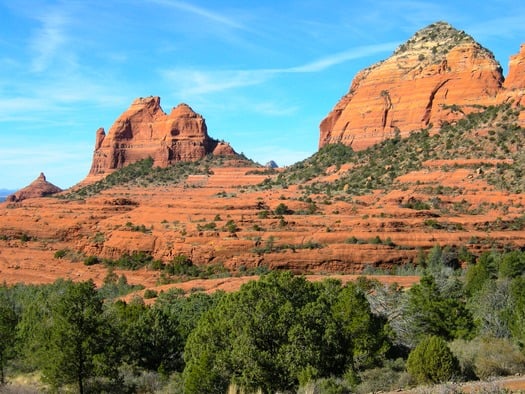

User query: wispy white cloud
[284,43,398,73]
[161,68,274,96]
[148,0,246,30]
[161,42,397,96]
[30,9,70,72]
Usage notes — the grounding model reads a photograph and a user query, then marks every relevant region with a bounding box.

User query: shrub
[149,259,165,270]
[369,236,383,245]
[257,210,269,219]
[499,250,525,278]
[356,358,411,394]
[19,233,31,242]
[84,255,100,266]
[54,249,68,259]
[109,252,153,270]
[407,335,459,384]
[450,337,525,380]
[224,219,239,234]
[274,203,292,215]
[165,254,199,277]
[143,289,158,299]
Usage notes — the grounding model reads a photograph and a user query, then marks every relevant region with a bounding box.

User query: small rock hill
[86,96,236,181]
[6,173,62,202]
[320,21,525,150]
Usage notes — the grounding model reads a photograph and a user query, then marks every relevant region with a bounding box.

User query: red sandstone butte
[6,173,62,202]
[319,22,525,150]
[87,96,236,180]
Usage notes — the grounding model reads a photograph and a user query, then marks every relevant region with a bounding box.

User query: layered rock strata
[88,97,235,178]
[320,22,525,150]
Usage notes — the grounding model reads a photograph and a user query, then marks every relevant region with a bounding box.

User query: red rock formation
[504,44,525,90]
[319,22,509,150]
[6,173,62,202]
[87,97,236,178]
[501,44,525,126]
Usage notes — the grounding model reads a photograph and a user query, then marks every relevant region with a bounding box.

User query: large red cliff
[320,22,525,150]
[87,97,236,179]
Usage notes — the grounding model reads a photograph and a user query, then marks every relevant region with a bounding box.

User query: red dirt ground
[1,162,524,297]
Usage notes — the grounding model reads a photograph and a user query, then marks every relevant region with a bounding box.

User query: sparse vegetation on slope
[262,103,525,196]
[394,21,486,63]
[62,154,257,199]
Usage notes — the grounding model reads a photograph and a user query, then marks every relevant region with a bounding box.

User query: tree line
[1,246,525,393]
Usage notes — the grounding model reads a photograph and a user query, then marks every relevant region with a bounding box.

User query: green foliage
[406,274,474,344]
[266,143,354,188]
[224,219,239,233]
[61,153,253,199]
[197,221,217,231]
[19,280,118,393]
[53,249,68,259]
[498,250,525,278]
[407,335,459,384]
[274,202,292,215]
[125,222,152,233]
[464,252,498,296]
[183,273,389,393]
[402,198,431,210]
[508,276,525,346]
[8,247,525,392]
[98,269,144,300]
[84,255,100,266]
[0,286,18,384]
[51,248,85,262]
[165,255,199,277]
[252,237,324,254]
[143,289,158,299]
[105,251,154,270]
[257,104,525,196]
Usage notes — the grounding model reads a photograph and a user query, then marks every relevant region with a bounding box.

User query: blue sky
[1,0,524,190]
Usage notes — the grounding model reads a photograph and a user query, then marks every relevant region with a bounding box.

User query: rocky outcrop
[501,44,525,126]
[319,22,511,150]
[504,44,525,90]
[87,97,236,179]
[6,173,62,202]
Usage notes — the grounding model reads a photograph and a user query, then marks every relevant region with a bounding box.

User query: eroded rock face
[501,44,525,126]
[504,44,525,90]
[6,173,62,202]
[319,22,509,150]
[87,97,235,178]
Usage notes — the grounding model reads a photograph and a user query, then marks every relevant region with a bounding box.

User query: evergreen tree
[183,272,389,393]
[0,286,18,384]
[31,280,116,393]
[406,274,474,343]
[407,335,459,384]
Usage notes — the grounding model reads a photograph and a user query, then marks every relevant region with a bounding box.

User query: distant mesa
[86,96,237,181]
[265,160,279,169]
[6,173,62,202]
[319,21,525,151]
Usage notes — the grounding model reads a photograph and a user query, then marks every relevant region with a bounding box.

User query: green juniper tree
[23,280,117,394]
[0,286,17,384]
